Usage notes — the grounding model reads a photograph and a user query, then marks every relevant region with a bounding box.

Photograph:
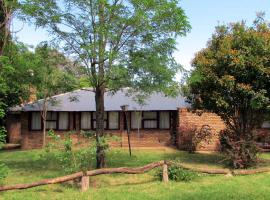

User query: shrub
[179,123,213,153]
[157,165,198,182]
[220,128,259,169]
[0,163,8,182]
[42,130,119,173]
[43,130,96,173]
[0,126,8,182]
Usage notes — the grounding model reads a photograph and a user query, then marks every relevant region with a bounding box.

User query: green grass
[1,148,270,200]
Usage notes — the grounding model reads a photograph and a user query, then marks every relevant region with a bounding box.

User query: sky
[13,0,270,72]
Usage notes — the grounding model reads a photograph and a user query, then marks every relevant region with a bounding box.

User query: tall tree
[185,15,270,168]
[33,43,79,147]
[0,0,17,55]
[21,0,190,168]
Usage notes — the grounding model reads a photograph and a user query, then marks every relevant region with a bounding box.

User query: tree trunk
[42,118,46,148]
[41,104,48,148]
[95,86,106,168]
[0,1,11,56]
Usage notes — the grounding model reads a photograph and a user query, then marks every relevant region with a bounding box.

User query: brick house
[6,88,270,150]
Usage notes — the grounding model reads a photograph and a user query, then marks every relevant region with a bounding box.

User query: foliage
[0,126,8,183]
[220,128,259,169]
[0,162,8,183]
[185,14,270,168]
[179,123,213,153]
[0,0,18,55]
[44,130,95,173]
[43,130,118,173]
[0,126,6,148]
[20,0,191,168]
[32,43,79,100]
[29,43,80,147]
[157,164,198,182]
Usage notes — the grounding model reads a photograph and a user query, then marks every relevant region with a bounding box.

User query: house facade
[6,88,270,150]
[6,89,186,149]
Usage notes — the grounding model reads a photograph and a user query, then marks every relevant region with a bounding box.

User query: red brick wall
[177,108,226,151]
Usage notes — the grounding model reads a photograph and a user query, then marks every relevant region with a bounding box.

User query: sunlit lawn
[1,148,270,200]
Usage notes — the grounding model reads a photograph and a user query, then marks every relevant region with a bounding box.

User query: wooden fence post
[162,162,169,183]
[81,176,89,192]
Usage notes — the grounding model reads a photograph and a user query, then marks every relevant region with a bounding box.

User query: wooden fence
[0,160,168,192]
[1,160,269,192]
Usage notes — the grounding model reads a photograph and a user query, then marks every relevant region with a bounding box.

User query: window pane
[81,112,91,130]
[144,120,157,129]
[46,112,57,120]
[109,112,119,129]
[143,112,157,119]
[159,112,170,129]
[59,112,69,130]
[31,112,41,130]
[131,112,142,129]
[46,121,57,129]
[262,121,270,128]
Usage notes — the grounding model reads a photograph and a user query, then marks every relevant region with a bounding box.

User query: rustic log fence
[1,160,269,192]
[0,160,168,192]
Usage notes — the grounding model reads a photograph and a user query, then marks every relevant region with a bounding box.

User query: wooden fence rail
[0,160,168,192]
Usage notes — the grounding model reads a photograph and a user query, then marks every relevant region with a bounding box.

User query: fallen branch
[1,144,21,150]
[167,161,270,175]
[86,161,164,176]
[167,161,230,174]
[0,172,84,191]
[0,161,164,192]
[232,168,270,175]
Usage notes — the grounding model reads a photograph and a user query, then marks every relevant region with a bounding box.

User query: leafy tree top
[20,0,191,95]
[185,14,270,128]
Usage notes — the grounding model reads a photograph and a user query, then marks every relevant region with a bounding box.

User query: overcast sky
[13,0,270,74]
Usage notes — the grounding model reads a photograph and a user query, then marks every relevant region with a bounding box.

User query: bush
[42,130,97,173]
[179,123,213,153]
[0,126,8,182]
[220,128,259,169]
[157,165,198,182]
[42,130,119,173]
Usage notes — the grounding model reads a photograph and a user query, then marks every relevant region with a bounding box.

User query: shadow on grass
[174,152,225,167]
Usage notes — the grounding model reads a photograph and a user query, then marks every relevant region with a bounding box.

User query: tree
[0,0,15,55]
[185,15,270,168]
[21,0,190,168]
[33,43,79,147]
[0,0,15,143]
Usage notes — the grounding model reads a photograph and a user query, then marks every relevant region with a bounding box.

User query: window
[108,112,119,129]
[31,112,41,130]
[81,112,91,130]
[46,112,57,130]
[262,121,270,129]
[143,111,157,129]
[131,111,142,129]
[159,111,170,129]
[58,112,69,130]
[93,112,107,129]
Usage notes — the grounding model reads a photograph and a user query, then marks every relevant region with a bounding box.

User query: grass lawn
[1,148,270,200]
